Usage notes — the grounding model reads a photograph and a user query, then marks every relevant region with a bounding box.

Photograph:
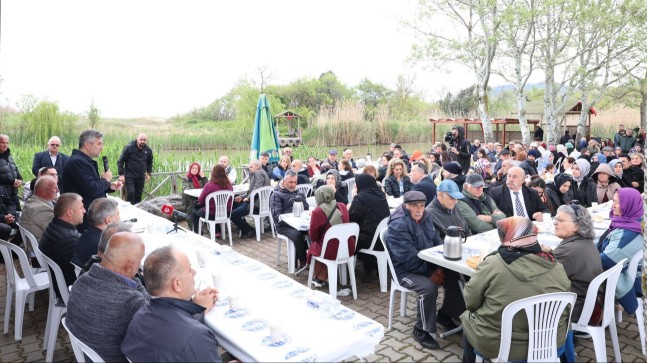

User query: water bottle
[292,195,304,217]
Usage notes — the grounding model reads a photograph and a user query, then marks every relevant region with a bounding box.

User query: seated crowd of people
[2,124,645,362]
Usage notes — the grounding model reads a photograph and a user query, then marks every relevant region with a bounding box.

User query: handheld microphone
[102,156,109,173]
[161,204,190,220]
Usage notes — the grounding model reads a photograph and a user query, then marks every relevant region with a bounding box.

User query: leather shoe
[437,312,459,331]
[412,327,440,350]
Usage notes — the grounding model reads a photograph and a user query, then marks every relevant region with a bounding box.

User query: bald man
[118,133,153,204]
[20,175,58,248]
[32,135,69,191]
[122,246,221,362]
[66,232,148,362]
[489,166,549,221]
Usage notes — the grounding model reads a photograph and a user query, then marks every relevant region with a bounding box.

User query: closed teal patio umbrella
[250,94,281,163]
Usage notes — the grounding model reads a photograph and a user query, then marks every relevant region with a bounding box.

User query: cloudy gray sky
[1,0,481,118]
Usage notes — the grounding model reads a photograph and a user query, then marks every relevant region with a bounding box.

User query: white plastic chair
[357,217,390,292]
[198,190,234,246]
[17,223,47,273]
[0,239,50,341]
[276,232,296,274]
[306,196,317,209]
[615,250,645,355]
[40,249,70,363]
[62,317,105,363]
[475,292,577,362]
[72,262,82,278]
[572,258,627,363]
[296,184,313,198]
[307,222,360,300]
[380,228,414,330]
[247,186,275,242]
[343,177,355,202]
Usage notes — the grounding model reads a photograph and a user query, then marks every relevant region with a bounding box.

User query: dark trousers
[276,222,307,265]
[400,273,439,333]
[126,177,145,205]
[438,269,466,320]
[230,202,252,233]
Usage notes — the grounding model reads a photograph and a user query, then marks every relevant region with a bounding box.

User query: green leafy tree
[21,100,76,145]
[87,99,100,128]
[354,78,393,121]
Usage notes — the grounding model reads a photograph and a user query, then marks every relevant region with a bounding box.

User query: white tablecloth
[184,183,249,198]
[114,198,384,362]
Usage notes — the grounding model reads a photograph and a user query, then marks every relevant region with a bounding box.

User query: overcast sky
[1,0,481,118]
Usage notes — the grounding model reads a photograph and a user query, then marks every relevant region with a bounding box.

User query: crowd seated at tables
[3,125,646,362]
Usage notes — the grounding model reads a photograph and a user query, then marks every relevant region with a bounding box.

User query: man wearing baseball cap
[425,179,471,332]
[323,150,338,170]
[385,191,443,350]
[456,174,506,233]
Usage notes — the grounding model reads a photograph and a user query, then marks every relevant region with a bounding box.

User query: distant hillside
[490,82,545,95]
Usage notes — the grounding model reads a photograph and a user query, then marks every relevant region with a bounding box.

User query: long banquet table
[114,198,384,362]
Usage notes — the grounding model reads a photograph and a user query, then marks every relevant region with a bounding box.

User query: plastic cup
[212,273,223,290]
[196,250,205,267]
[270,321,284,342]
[228,292,240,311]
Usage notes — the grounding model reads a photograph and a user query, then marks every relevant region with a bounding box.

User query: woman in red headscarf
[182,162,208,230]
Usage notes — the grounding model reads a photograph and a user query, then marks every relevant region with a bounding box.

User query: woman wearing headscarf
[608,159,628,188]
[569,159,596,207]
[587,152,607,178]
[529,176,560,216]
[597,188,644,315]
[181,162,208,230]
[551,173,574,205]
[591,163,621,204]
[320,169,349,204]
[349,174,391,282]
[627,152,645,193]
[460,216,571,362]
[307,186,351,287]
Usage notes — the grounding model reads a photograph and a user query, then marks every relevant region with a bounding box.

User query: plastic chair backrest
[365,217,389,251]
[39,248,70,305]
[0,239,40,288]
[626,249,642,282]
[319,223,360,261]
[575,258,627,327]
[17,223,47,269]
[343,178,355,201]
[497,292,576,362]
[380,228,400,284]
[248,186,273,216]
[296,184,312,198]
[62,317,105,363]
[204,190,234,222]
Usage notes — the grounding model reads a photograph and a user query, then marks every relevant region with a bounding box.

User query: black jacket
[570,178,597,208]
[32,150,69,191]
[489,184,549,220]
[453,126,472,173]
[117,140,153,179]
[411,176,437,206]
[0,149,22,211]
[71,225,102,267]
[39,217,81,292]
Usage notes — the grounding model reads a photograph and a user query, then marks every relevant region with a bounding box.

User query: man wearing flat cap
[456,174,506,234]
[441,161,466,192]
[385,191,444,350]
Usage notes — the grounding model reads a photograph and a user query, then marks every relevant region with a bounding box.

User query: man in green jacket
[456,174,506,234]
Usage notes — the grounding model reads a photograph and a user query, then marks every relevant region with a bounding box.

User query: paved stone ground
[1,221,645,362]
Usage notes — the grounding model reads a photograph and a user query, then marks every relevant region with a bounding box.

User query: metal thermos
[443,226,467,261]
[292,196,304,217]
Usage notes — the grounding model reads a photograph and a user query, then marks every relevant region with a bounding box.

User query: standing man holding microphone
[63,130,123,232]
[117,133,153,205]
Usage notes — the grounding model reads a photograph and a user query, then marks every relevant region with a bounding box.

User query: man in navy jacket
[409,162,436,207]
[32,136,69,192]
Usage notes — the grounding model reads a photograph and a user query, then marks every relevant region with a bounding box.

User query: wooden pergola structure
[274,110,303,146]
[429,118,541,144]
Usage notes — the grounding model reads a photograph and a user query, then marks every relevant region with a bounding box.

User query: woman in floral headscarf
[460,216,571,362]
[597,188,644,315]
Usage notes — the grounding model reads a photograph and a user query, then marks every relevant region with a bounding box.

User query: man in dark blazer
[489,166,549,222]
[32,136,69,191]
[409,162,436,207]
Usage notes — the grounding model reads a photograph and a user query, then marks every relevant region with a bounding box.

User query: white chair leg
[197,220,203,236]
[388,288,396,331]
[43,300,52,350]
[327,261,338,298]
[635,298,646,355]
[28,291,35,311]
[269,217,276,238]
[307,261,315,289]
[339,264,348,286]
[376,255,388,293]
[400,292,408,317]
[276,237,282,266]
[4,286,13,334]
[14,292,26,340]
[608,320,621,362]
[348,258,357,300]
[254,216,261,241]
[45,308,64,362]
[227,222,233,246]
[588,328,608,363]
[287,239,296,274]
[616,308,623,322]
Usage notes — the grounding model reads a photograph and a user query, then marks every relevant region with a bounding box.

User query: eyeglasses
[553,217,575,224]
[49,144,60,147]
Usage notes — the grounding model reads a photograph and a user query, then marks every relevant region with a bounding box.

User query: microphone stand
[167,214,186,234]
